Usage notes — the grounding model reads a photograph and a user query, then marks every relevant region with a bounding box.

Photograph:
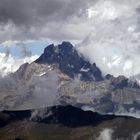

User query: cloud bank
[77,0,140,79]
[0,0,93,43]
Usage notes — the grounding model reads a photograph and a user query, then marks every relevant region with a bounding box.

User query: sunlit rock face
[0,42,140,118]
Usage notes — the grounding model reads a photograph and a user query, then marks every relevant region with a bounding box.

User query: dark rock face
[0,106,117,128]
[105,74,140,89]
[38,105,116,127]
[110,75,129,89]
[0,110,31,127]
[35,41,103,81]
[1,107,140,140]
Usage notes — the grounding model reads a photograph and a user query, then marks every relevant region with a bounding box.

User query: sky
[1,0,140,79]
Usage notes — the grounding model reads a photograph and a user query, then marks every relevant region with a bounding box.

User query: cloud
[0,52,38,76]
[76,0,140,79]
[96,128,113,140]
[0,0,94,43]
[133,132,140,140]
[0,0,87,25]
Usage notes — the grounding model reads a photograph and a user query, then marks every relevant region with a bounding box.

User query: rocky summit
[35,41,103,81]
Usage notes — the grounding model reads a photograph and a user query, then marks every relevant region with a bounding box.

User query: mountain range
[1,41,140,139]
[0,41,140,118]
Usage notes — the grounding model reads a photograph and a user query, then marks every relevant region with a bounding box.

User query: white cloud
[96,128,113,140]
[87,0,119,20]
[77,0,140,80]
[133,132,140,140]
[0,52,38,76]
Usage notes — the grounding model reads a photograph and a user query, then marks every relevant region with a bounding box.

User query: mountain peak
[61,41,73,47]
[35,42,103,81]
[43,41,74,57]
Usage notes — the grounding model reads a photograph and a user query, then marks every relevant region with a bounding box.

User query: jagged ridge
[35,41,103,81]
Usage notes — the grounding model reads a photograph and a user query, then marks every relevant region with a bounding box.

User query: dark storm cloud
[0,0,94,42]
[0,0,72,25]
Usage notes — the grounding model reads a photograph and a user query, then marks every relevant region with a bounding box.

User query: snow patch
[80,67,90,72]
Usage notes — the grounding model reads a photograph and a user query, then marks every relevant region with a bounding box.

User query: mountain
[0,41,140,118]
